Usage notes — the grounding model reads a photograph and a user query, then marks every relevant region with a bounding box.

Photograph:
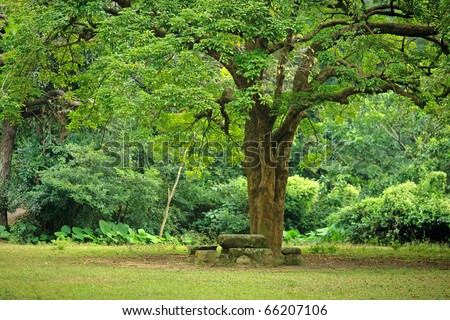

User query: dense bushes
[12,143,164,234]
[332,172,450,244]
[285,176,320,233]
[192,176,250,237]
[6,119,449,246]
[5,172,324,243]
[9,144,449,245]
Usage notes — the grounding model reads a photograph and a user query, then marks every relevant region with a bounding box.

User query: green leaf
[146,234,161,244]
[99,220,112,235]
[83,228,94,235]
[0,225,10,239]
[61,225,71,236]
[113,223,130,235]
[39,234,49,241]
[72,227,84,235]
[54,231,67,239]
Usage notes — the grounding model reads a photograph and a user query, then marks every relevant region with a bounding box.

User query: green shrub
[283,229,302,244]
[51,220,163,245]
[22,144,164,234]
[326,183,360,208]
[178,231,211,245]
[9,218,42,244]
[334,172,450,244]
[285,175,320,233]
[0,225,11,240]
[283,222,346,245]
[193,177,249,238]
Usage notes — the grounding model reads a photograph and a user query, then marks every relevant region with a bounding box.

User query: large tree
[0,0,90,226]
[97,0,448,256]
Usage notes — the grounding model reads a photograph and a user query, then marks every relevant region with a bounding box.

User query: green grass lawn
[0,242,448,300]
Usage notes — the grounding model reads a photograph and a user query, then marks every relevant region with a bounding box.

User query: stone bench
[187,235,302,266]
[187,245,218,255]
[217,234,274,266]
[218,234,268,251]
[281,247,302,265]
[187,245,218,264]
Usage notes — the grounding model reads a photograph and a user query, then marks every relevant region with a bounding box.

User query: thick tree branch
[103,5,119,15]
[440,86,450,98]
[216,87,234,135]
[314,66,338,83]
[303,18,442,54]
[274,31,294,95]
[267,19,353,54]
[206,49,250,89]
[269,15,438,54]
[292,47,316,93]
[366,22,439,38]
[365,4,402,15]
[367,10,411,19]
[327,82,425,108]
[296,19,353,43]
[423,36,450,55]
[21,90,80,119]
[273,43,318,144]
[273,108,306,143]
[103,0,131,15]
[365,4,411,19]
[194,88,234,136]
[23,90,66,108]
[152,27,167,38]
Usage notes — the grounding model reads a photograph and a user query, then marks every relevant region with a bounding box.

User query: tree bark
[243,97,305,258]
[245,158,288,258]
[0,120,18,227]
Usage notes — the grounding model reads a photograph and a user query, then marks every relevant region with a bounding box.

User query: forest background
[0,0,449,253]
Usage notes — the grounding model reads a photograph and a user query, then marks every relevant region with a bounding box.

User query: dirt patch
[7,208,27,225]
[286,255,450,270]
[85,254,206,270]
[86,254,450,271]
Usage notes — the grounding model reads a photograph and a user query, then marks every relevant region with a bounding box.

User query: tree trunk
[159,164,183,238]
[159,144,189,238]
[242,96,304,257]
[244,138,293,258]
[0,120,18,227]
[245,160,289,258]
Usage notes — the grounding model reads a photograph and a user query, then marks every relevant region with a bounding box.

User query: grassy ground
[0,242,448,300]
